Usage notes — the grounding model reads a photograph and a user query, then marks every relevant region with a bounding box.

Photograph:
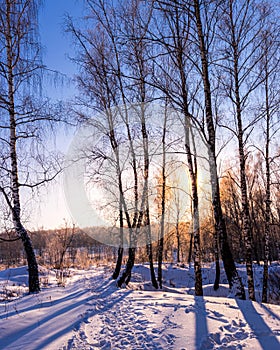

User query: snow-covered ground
[0,264,279,349]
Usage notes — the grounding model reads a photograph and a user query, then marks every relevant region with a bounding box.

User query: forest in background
[0,0,279,305]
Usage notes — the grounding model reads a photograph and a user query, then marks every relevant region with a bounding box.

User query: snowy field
[0,264,279,350]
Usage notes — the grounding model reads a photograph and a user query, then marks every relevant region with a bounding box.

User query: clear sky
[39,0,83,78]
[29,1,85,230]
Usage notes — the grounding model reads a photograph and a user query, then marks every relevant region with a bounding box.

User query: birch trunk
[228,0,255,300]
[5,0,40,293]
[193,0,245,299]
[157,104,168,289]
[262,54,271,303]
[164,3,203,295]
[141,102,158,289]
[185,120,203,296]
[112,204,124,279]
[213,226,220,291]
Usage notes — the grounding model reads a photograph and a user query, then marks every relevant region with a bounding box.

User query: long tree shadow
[0,291,94,348]
[194,296,209,349]
[260,303,280,322]
[236,299,280,350]
[0,277,132,349]
[35,284,131,350]
[0,269,115,321]
[0,289,87,320]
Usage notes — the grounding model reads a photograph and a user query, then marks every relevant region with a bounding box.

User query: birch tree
[152,0,203,295]
[0,0,45,293]
[157,102,168,289]
[258,13,280,303]
[217,0,274,300]
[192,0,245,298]
[66,5,130,280]
[67,0,160,287]
[116,0,158,288]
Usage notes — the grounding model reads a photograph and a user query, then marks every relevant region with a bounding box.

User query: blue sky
[38,0,84,137]
[30,1,86,230]
[39,0,83,77]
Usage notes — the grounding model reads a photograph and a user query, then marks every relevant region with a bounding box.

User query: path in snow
[69,279,177,350]
[59,268,280,350]
[0,266,279,349]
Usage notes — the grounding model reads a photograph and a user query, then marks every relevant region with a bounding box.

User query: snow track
[0,266,279,349]
[67,278,176,349]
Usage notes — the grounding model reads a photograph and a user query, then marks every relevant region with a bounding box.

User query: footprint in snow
[99,339,111,349]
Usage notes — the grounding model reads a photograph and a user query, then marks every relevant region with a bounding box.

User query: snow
[0,264,279,349]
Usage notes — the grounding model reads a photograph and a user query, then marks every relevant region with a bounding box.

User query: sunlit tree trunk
[229,1,255,299]
[213,224,220,291]
[187,230,193,266]
[262,82,271,303]
[122,1,158,288]
[193,0,245,299]
[154,0,203,296]
[0,0,41,293]
[112,203,124,279]
[261,28,276,302]
[219,0,272,300]
[140,86,158,289]
[185,121,203,295]
[157,107,167,289]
